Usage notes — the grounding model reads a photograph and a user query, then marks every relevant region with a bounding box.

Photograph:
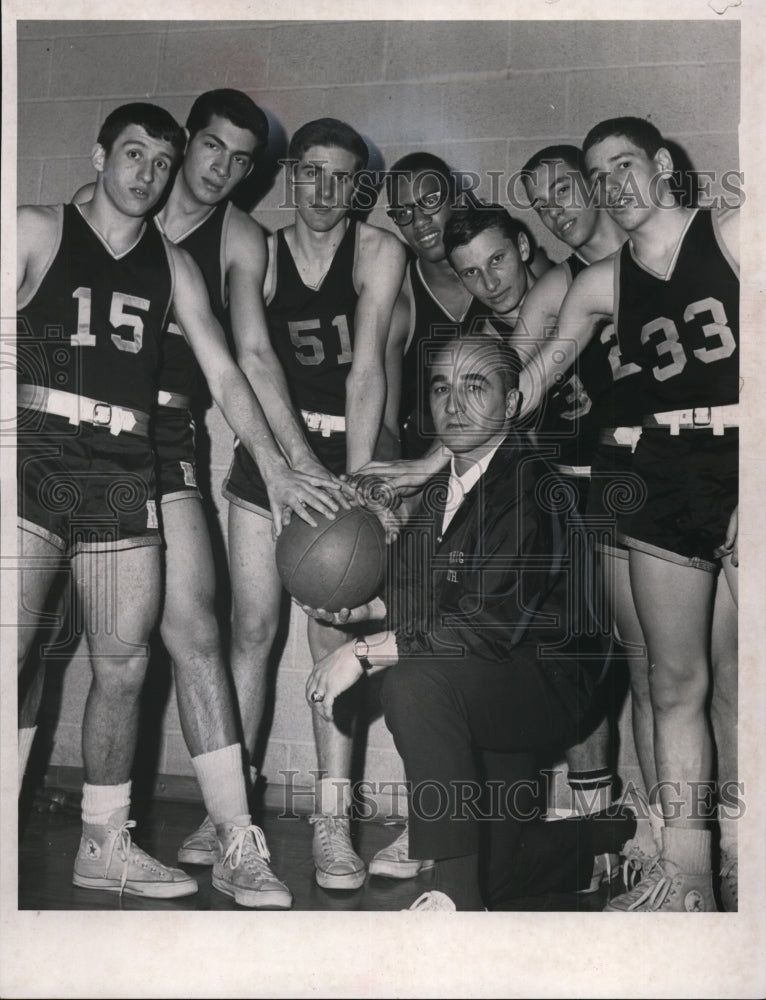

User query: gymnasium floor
[18,793,610,912]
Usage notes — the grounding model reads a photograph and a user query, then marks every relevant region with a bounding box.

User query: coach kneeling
[305,334,616,910]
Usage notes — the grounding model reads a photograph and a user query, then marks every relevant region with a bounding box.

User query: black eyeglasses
[386,192,446,226]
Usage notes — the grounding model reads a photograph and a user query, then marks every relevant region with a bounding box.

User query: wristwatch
[353,637,372,672]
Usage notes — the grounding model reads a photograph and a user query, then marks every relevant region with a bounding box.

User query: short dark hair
[186,89,269,150]
[430,333,521,394]
[97,103,186,159]
[443,203,531,261]
[385,151,457,204]
[520,145,586,196]
[583,116,665,159]
[288,118,369,171]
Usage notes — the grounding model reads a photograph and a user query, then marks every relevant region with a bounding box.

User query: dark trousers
[381,654,592,901]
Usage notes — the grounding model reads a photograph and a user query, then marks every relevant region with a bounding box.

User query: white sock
[648,797,665,851]
[315,777,351,815]
[662,826,711,874]
[191,743,249,825]
[18,726,37,791]
[82,781,131,826]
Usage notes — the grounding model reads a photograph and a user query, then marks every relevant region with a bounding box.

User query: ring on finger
[310,691,324,703]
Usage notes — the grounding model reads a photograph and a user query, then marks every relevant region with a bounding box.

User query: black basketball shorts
[154,407,201,503]
[617,427,738,573]
[17,412,161,555]
[223,429,348,517]
[585,440,643,560]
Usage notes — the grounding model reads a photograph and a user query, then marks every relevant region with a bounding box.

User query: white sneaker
[720,851,738,912]
[310,814,366,890]
[212,822,292,909]
[73,816,198,898]
[605,857,717,912]
[177,814,217,865]
[368,824,435,880]
[405,890,456,911]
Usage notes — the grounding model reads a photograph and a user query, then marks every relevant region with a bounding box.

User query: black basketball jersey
[155,201,232,398]
[18,203,173,415]
[525,254,607,467]
[267,220,359,417]
[400,258,485,426]
[615,209,739,413]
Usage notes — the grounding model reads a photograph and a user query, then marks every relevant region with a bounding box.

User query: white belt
[644,405,739,436]
[301,409,346,437]
[157,390,191,409]
[17,384,150,438]
[600,426,643,452]
[552,463,591,477]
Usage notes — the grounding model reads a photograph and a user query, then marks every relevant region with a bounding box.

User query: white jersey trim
[75,203,147,261]
[627,208,698,282]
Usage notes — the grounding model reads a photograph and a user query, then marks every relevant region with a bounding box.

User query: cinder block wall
[18,20,740,808]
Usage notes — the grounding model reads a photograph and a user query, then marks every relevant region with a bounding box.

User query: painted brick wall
[18,19,740,806]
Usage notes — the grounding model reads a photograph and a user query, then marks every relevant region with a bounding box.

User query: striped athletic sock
[567,767,614,816]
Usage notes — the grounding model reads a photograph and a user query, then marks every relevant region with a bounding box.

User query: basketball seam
[324,521,365,611]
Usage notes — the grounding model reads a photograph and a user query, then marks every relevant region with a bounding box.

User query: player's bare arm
[227,208,343,490]
[377,288,410,461]
[716,205,740,270]
[17,205,61,302]
[513,263,571,346]
[357,284,451,489]
[168,243,341,531]
[345,225,406,472]
[716,206,740,562]
[518,256,614,417]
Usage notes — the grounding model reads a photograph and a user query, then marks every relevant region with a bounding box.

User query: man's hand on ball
[293,456,354,508]
[264,465,344,535]
[305,642,364,722]
[297,595,387,625]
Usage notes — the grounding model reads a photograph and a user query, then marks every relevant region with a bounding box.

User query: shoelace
[222,825,271,870]
[622,839,658,890]
[104,819,137,896]
[721,857,737,879]
[310,815,361,867]
[720,857,738,904]
[623,859,675,911]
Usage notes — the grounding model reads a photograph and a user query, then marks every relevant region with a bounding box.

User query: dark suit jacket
[385,431,607,719]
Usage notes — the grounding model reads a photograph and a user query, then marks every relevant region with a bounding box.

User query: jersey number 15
[71,287,149,354]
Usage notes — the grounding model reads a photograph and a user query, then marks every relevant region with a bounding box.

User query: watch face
[355,639,369,659]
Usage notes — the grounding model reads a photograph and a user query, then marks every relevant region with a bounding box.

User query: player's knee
[91,653,149,699]
[160,606,220,663]
[649,660,708,713]
[231,607,278,653]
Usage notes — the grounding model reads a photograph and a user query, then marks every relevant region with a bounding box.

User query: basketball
[275,506,387,612]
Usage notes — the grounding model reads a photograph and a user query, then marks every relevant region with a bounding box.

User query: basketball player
[521,117,739,911]
[518,146,654,871]
[441,200,625,889]
[302,333,611,910]
[208,118,406,891]
[17,103,323,904]
[381,153,485,459]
